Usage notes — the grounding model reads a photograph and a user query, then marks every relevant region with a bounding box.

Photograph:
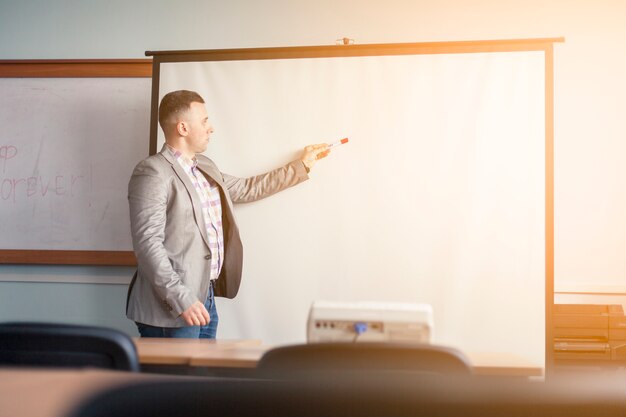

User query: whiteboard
[154,47,547,365]
[0,78,151,251]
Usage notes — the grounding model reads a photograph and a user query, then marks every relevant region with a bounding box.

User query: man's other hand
[180,301,210,326]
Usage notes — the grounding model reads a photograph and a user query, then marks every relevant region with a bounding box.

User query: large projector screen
[149,40,554,366]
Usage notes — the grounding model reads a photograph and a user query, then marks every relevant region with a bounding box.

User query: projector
[307,301,433,343]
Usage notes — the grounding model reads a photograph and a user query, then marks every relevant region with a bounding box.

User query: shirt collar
[166,145,197,170]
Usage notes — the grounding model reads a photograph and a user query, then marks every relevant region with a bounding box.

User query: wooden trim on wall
[555,284,626,295]
[0,250,136,266]
[0,59,152,77]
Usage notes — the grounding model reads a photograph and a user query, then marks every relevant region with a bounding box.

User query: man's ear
[176,121,188,137]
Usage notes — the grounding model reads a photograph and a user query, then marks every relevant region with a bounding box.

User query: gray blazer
[126,145,308,327]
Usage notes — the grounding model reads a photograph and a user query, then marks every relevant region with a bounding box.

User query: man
[126,90,328,338]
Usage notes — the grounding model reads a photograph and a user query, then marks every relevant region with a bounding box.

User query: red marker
[316,138,348,160]
[328,137,349,148]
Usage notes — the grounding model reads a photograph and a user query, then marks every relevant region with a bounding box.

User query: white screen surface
[157,51,546,365]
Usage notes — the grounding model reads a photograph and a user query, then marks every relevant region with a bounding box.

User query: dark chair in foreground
[0,322,139,371]
[70,372,626,417]
[256,342,472,378]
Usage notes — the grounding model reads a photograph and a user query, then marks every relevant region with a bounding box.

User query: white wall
[1,0,624,343]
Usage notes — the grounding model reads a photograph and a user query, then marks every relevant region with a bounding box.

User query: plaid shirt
[167,146,224,281]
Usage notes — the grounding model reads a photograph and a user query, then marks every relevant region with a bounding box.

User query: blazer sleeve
[128,160,197,317]
[221,159,309,203]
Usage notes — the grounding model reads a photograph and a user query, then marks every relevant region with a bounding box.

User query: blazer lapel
[159,145,211,249]
[196,157,224,188]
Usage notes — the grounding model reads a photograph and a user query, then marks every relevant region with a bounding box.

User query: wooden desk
[0,368,177,417]
[135,338,263,365]
[466,352,544,377]
[134,338,544,377]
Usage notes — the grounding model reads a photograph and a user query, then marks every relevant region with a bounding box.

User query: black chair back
[257,342,472,378]
[0,322,139,371]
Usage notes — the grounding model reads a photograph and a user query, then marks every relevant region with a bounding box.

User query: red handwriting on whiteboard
[0,174,86,204]
[0,145,18,173]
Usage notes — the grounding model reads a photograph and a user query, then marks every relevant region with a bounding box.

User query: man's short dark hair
[158,90,205,131]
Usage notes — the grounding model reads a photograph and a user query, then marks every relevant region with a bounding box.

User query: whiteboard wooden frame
[0,59,152,266]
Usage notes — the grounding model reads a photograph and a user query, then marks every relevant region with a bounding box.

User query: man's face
[182,101,214,154]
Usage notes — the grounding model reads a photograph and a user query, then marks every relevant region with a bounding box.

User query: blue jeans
[136,281,219,339]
